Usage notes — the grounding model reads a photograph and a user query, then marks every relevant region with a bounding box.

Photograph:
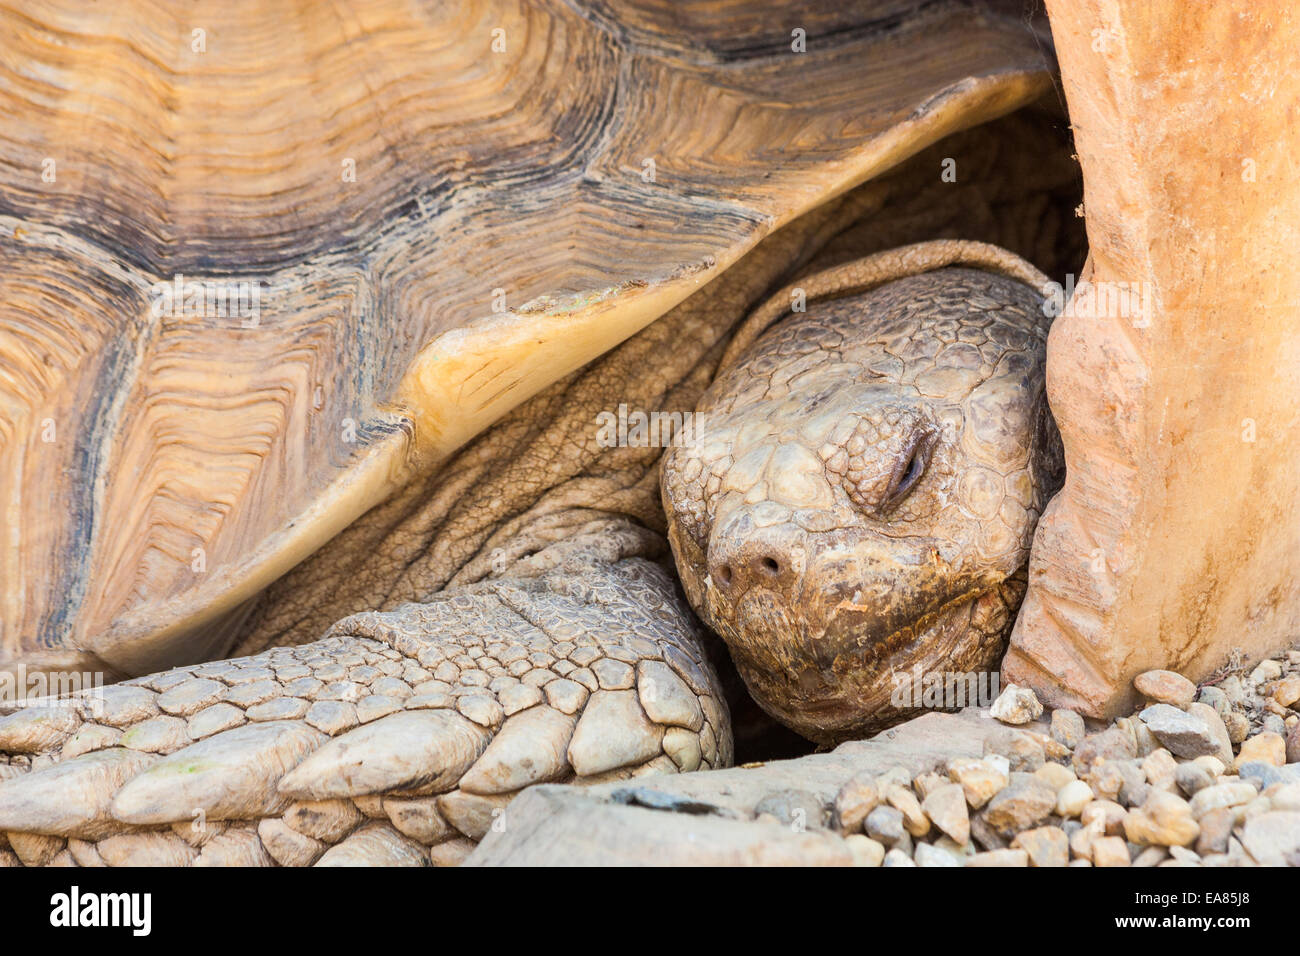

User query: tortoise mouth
[721,584,1006,743]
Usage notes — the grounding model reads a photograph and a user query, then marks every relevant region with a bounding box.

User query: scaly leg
[0,534,729,867]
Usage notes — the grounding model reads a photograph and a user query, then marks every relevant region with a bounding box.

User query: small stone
[833,773,881,833]
[1080,799,1128,836]
[1237,761,1300,790]
[1128,718,1162,758]
[912,772,949,801]
[1072,728,1136,777]
[966,848,1028,867]
[1187,703,1235,766]
[1056,780,1094,818]
[1040,735,1072,763]
[1264,713,1287,736]
[984,754,1011,777]
[1167,845,1200,865]
[1124,791,1199,847]
[1271,675,1300,707]
[1090,835,1131,866]
[882,848,915,867]
[914,842,962,867]
[1189,782,1256,819]
[948,757,1008,810]
[885,785,930,838]
[1110,718,1139,754]
[1287,721,1300,764]
[1011,825,1068,867]
[1050,709,1085,749]
[1133,670,1196,709]
[1113,760,1151,808]
[1249,659,1283,686]
[932,835,975,860]
[1092,754,1146,799]
[1195,807,1234,855]
[1034,762,1075,791]
[1175,762,1214,797]
[990,683,1042,725]
[969,812,1008,851]
[754,789,829,830]
[1192,754,1226,776]
[1238,811,1300,866]
[1235,731,1286,769]
[864,805,906,845]
[1271,782,1300,811]
[921,784,969,845]
[982,773,1056,837]
[1196,685,1230,719]
[984,730,1044,772]
[876,766,913,789]
[1223,711,1250,745]
[1138,704,1219,759]
[1141,749,1178,789]
[1132,846,1169,867]
[1069,819,1102,861]
[1219,675,1247,707]
[844,834,885,867]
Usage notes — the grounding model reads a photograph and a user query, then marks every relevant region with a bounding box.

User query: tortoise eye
[884,430,935,511]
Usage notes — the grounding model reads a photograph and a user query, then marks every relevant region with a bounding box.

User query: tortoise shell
[0,0,1051,680]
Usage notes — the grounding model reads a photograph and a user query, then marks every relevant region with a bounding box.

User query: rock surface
[470,652,1300,866]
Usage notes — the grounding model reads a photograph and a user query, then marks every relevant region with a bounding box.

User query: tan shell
[0,1,1051,678]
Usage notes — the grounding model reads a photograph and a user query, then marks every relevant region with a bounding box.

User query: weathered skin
[0,114,1082,865]
[663,255,1064,743]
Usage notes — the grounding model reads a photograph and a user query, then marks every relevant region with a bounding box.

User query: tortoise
[0,0,1085,866]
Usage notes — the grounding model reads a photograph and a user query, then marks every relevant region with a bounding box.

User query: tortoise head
[662,263,1064,744]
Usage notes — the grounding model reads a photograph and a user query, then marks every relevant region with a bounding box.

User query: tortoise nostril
[706,540,793,600]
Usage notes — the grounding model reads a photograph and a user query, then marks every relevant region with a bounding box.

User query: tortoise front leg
[0,545,729,867]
